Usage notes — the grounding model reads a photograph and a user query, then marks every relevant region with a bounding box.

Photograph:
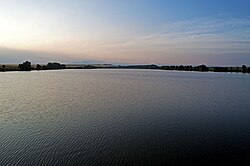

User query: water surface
[1,70,250,165]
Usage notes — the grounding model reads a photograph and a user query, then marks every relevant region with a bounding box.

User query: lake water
[0,69,250,165]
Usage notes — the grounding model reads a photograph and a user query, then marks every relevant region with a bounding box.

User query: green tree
[2,65,5,71]
[247,67,250,73]
[242,65,247,73]
[18,61,32,71]
[36,64,42,70]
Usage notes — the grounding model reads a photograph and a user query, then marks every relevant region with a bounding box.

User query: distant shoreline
[0,62,250,74]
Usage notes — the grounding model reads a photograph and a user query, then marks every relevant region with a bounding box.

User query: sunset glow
[0,0,250,65]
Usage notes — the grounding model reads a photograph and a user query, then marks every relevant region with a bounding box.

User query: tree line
[17,61,66,71]
[1,61,250,73]
[160,64,250,73]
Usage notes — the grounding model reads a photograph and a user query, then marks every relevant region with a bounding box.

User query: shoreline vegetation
[0,61,250,74]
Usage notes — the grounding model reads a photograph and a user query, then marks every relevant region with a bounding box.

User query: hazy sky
[0,0,250,65]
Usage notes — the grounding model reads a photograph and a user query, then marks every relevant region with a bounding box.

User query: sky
[0,0,250,65]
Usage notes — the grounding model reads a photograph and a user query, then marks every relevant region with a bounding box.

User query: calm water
[0,69,250,165]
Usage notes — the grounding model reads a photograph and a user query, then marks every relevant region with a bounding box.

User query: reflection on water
[0,70,250,165]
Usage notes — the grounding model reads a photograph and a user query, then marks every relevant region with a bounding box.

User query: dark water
[1,69,250,165]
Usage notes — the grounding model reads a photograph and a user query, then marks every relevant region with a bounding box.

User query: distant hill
[72,60,108,65]
[71,60,131,66]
